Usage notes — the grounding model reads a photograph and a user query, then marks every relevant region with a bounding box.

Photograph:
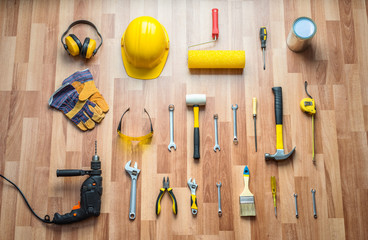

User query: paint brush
[239,166,256,216]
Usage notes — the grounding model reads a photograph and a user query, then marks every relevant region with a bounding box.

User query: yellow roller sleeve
[276,124,284,149]
[188,50,245,69]
[193,106,199,128]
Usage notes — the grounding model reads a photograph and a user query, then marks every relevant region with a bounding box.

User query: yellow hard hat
[121,16,170,80]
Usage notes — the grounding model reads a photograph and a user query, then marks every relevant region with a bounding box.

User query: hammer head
[265,147,296,161]
[186,94,206,106]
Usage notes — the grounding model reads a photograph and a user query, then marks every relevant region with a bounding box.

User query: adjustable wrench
[232,104,238,144]
[187,178,198,215]
[168,104,176,151]
[125,160,141,220]
[216,182,222,216]
[213,114,220,152]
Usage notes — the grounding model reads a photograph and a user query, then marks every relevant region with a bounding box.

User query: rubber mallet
[186,94,206,159]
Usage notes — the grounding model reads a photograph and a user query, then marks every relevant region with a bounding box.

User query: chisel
[253,97,257,152]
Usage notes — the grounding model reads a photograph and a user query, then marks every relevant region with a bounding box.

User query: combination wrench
[213,114,220,152]
[232,104,238,144]
[216,182,222,216]
[125,160,141,220]
[168,104,176,151]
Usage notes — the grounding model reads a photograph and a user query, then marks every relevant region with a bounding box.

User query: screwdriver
[271,176,277,217]
[260,27,267,70]
[252,97,257,152]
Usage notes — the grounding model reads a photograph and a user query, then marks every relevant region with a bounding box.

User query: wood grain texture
[0,0,367,239]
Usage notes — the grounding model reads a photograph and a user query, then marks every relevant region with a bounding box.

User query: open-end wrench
[232,104,238,144]
[187,178,198,215]
[216,182,222,216]
[213,114,220,152]
[311,189,317,218]
[125,160,141,220]
[168,104,176,151]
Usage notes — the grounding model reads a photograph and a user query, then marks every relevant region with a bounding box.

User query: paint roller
[186,94,206,159]
[188,9,245,69]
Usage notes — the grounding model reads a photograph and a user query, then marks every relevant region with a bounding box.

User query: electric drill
[52,141,103,224]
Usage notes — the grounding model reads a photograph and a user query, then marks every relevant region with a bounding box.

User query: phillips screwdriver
[260,27,267,70]
[253,97,257,152]
[271,176,277,217]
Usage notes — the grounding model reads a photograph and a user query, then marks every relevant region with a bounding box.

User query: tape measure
[300,81,316,163]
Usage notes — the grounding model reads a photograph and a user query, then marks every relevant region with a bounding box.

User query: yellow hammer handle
[193,106,199,128]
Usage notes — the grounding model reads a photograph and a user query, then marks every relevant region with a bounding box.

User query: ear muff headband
[61,20,103,57]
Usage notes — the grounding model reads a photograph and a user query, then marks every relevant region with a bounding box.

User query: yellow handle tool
[300,81,316,163]
[156,177,178,215]
[271,176,277,217]
[191,194,198,211]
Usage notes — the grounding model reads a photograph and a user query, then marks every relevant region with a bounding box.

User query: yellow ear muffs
[81,38,96,59]
[65,34,82,56]
[61,20,103,59]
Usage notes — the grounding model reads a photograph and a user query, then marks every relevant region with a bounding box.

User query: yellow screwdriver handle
[252,97,257,116]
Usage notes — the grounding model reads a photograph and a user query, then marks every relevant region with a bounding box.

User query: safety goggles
[117,108,153,141]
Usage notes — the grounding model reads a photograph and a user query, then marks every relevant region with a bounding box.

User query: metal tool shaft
[311,189,317,218]
[214,114,220,152]
[232,105,238,144]
[263,48,265,70]
[168,105,176,151]
[216,182,222,216]
[254,117,257,152]
[129,177,138,220]
[170,110,174,142]
[294,193,299,218]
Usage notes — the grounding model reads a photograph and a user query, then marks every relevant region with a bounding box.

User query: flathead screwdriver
[260,27,267,70]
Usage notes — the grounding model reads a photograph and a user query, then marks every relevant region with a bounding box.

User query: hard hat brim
[121,28,169,80]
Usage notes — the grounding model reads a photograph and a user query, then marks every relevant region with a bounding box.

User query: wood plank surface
[0,0,367,239]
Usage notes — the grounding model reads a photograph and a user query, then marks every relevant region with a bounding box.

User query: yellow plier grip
[156,188,165,215]
[168,188,177,215]
[156,188,178,215]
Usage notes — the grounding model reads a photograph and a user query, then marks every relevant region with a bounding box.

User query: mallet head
[265,147,296,161]
[186,94,206,106]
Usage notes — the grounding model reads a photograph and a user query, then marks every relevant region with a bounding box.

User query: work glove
[49,84,105,131]
[62,69,109,113]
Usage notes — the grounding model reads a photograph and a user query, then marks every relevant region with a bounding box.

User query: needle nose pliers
[156,177,178,215]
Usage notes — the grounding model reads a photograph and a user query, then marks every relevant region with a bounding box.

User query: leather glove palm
[62,69,109,112]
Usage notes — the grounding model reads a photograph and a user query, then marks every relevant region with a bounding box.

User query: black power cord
[0,174,53,224]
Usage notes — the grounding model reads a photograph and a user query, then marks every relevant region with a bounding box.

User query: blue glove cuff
[62,69,93,85]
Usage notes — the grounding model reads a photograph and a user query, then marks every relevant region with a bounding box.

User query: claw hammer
[265,87,296,161]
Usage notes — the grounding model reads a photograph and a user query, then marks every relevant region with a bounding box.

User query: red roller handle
[212,8,219,39]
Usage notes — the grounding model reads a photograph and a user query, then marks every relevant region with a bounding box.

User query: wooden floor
[0,0,367,239]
